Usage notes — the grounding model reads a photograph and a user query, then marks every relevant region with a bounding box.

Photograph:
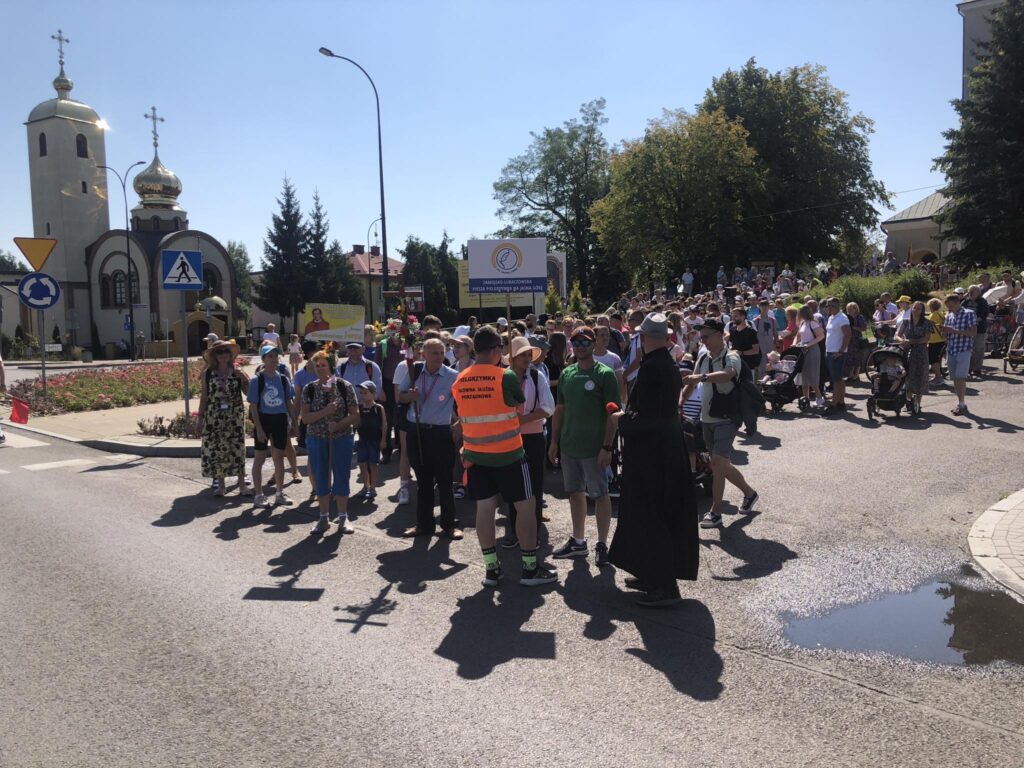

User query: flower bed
[10,358,250,415]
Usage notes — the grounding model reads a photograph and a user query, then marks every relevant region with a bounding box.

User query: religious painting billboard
[299,303,365,344]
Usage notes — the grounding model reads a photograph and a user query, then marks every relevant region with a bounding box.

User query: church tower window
[76,133,88,158]
[46,222,51,235]
[112,270,126,306]
[81,181,87,194]
[151,216,160,231]
[100,275,112,308]
[39,133,47,157]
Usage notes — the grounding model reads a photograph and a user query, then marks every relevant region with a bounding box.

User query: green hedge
[801,269,935,314]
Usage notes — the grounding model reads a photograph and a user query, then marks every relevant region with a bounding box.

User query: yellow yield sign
[13,237,58,272]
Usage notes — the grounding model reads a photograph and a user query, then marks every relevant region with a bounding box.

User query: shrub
[567,280,588,316]
[805,269,935,314]
[544,280,562,315]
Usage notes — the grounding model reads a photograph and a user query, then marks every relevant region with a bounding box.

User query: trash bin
[104,342,117,359]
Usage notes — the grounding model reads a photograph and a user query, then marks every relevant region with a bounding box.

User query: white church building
[23,33,240,356]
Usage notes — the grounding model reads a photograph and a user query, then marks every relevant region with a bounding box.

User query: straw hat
[203,338,240,366]
[503,335,544,365]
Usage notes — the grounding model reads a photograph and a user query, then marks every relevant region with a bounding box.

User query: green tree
[567,281,587,316]
[493,98,611,294]
[303,192,364,306]
[254,177,309,331]
[699,59,889,268]
[591,110,764,289]
[435,232,460,320]
[934,0,1024,266]
[544,281,562,315]
[224,240,253,320]
[400,236,451,323]
[0,249,28,273]
[326,239,364,306]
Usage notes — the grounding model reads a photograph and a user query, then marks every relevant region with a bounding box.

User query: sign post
[14,237,61,399]
[38,310,46,396]
[467,239,546,325]
[161,249,203,417]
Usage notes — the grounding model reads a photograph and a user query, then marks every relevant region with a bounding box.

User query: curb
[1,419,221,458]
[968,490,1024,599]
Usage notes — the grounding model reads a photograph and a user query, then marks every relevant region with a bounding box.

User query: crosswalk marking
[0,469,9,475]
[22,458,96,472]
[0,433,50,449]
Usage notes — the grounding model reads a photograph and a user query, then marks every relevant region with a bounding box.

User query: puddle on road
[784,565,1024,666]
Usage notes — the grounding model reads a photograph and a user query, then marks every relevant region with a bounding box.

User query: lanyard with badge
[215,370,233,410]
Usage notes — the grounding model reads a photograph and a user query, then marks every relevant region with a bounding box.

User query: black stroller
[680,415,713,498]
[760,347,809,414]
[866,345,917,419]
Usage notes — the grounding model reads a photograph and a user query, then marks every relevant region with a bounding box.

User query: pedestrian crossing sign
[161,250,203,291]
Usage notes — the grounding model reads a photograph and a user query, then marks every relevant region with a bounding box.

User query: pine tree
[327,239,365,305]
[225,240,253,319]
[567,280,587,316]
[544,281,562,315]
[935,0,1024,265]
[306,191,332,302]
[254,178,309,330]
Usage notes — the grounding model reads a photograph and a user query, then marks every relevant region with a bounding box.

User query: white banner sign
[467,238,547,294]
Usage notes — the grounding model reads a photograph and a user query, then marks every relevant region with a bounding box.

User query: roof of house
[882,191,951,225]
[348,251,404,277]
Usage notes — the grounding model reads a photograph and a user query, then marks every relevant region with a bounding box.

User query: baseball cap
[259,345,278,358]
[345,341,364,349]
[570,326,596,343]
[357,380,377,393]
[497,317,509,327]
[695,318,726,333]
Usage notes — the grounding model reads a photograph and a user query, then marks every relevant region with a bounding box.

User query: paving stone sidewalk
[969,489,1024,599]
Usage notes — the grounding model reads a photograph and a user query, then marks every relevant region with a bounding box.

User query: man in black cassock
[608,312,699,607]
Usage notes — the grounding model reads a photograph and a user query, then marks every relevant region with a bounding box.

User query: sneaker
[636,587,682,607]
[520,565,559,586]
[595,541,610,567]
[482,566,503,588]
[700,511,722,529]
[814,398,827,408]
[552,537,588,559]
[740,491,759,513]
[453,485,466,500]
[501,534,519,549]
[253,494,268,507]
[276,492,294,507]
[353,487,369,499]
[398,485,410,506]
[608,481,621,499]
[337,519,355,534]
[310,517,330,535]
[366,488,377,501]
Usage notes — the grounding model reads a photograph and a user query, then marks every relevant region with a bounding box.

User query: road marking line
[22,458,96,472]
[0,433,50,449]
[0,469,9,475]
[102,453,143,463]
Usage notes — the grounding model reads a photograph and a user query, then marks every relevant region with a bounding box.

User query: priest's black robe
[608,346,699,584]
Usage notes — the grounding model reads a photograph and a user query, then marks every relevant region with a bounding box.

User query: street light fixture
[98,160,146,360]
[318,46,390,294]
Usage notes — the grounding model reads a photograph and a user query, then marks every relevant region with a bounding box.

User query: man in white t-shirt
[593,325,623,387]
[824,297,852,412]
[681,269,695,297]
[261,323,282,351]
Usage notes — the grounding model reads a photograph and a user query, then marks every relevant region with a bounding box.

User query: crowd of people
[193,263,1022,607]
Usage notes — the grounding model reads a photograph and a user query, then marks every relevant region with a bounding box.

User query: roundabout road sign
[18,271,62,310]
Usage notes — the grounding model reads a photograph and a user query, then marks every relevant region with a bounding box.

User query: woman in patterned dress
[895,301,935,414]
[198,339,248,496]
[844,302,869,382]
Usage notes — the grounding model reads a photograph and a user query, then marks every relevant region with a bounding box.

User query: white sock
[572,536,586,545]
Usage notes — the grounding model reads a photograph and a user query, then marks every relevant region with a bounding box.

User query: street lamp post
[318,47,390,294]
[367,217,381,320]
[98,160,145,360]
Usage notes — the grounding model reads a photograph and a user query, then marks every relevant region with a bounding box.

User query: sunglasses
[570,339,593,348]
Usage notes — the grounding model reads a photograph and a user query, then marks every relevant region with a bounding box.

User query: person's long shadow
[434,583,554,680]
[742,432,782,451]
[376,536,468,595]
[964,412,1021,433]
[152,493,226,527]
[213,505,274,541]
[266,524,346,588]
[702,512,797,581]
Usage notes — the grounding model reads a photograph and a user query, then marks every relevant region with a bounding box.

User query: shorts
[356,439,381,465]
[947,350,971,380]
[702,419,738,459]
[254,412,289,451]
[928,342,945,366]
[560,454,609,499]
[466,458,533,504]
[395,405,409,433]
[826,352,845,382]
[289,353,302,366]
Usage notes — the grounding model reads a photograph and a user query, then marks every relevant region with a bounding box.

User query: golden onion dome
[133,151,182,207]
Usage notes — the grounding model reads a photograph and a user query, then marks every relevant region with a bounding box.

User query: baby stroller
[760,347,808,415]
[866,345,916,419]
[1004,325,1024,374]
[986,308,1015,359]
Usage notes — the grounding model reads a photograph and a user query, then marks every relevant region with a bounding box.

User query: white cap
[497,317,508,327]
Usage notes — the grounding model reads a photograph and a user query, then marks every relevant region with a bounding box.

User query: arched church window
[129,269,140,305]
[151,216,160,231]
[100,275,111,308]
[76,134,88,159]
[173,217,181,230]
[112,270,126,306]
[39,133,47,157]
[203,263,221,296]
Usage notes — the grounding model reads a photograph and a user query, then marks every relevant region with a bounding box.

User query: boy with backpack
[248,346,298,507]
[354,381,387,500]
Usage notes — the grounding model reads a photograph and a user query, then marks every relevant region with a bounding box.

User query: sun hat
[205,332,219,344]
[638,312,669,338]
[259,344,279,358]
[528,335,551,355]
[203,338,239,365]
[896,295,912,304]
[503,336,545,365]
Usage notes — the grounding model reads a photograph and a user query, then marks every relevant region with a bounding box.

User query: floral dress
[201,370,246,478]
[844,313,869,375]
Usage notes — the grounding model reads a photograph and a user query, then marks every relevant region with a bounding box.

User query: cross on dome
[144,106,164,149]
[51,29,69,68]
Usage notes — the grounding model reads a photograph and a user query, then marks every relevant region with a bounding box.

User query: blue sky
[1,0,963,270]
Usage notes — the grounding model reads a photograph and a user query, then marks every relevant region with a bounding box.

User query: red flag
[9,396,29,424]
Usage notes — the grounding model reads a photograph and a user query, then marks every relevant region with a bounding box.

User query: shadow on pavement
[262,524,347,595]
[335,583,398,632]
[152,493,227,527]
[702,512,797,581]
[376,536,468,595]
[213,505,273,541]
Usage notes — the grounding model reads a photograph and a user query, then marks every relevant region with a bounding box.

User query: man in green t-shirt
[548,326,621,566]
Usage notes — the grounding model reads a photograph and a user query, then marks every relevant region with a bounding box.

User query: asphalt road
[2,367,1023,767]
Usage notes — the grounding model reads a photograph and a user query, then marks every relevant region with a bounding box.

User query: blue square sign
[161,250,204,291]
